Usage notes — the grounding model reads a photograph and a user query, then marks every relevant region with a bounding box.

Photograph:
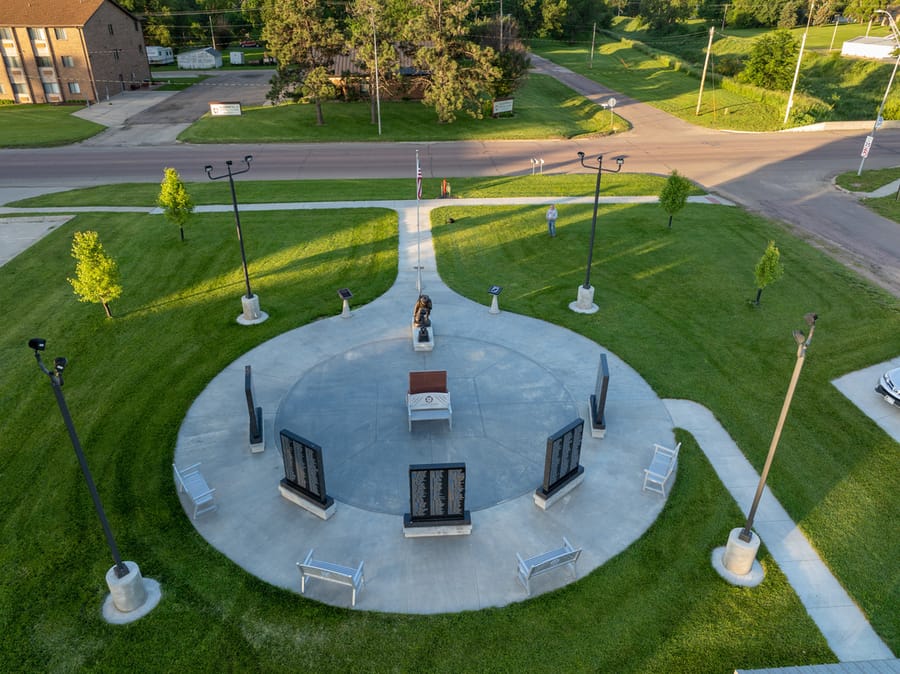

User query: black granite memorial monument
[279,429,333,511]
[245,365,264,449]
[403,462,470,528]
[588,354,610,437]
[536,418,585,500]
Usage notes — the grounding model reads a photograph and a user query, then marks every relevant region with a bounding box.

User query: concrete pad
[0,215,72,266]
[832,357,900,443]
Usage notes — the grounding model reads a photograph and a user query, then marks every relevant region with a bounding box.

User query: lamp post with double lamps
[205,156,268,325]
[716,312,818,585]
[27,338,160,622]
[570,152,624,314]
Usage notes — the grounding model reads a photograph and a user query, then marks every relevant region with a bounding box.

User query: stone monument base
[533,469,585,510]
[403,513,472,537]
[279,482,336,520]
[412,322,434,351]
[588,399,606,439]
[250,407,264,453]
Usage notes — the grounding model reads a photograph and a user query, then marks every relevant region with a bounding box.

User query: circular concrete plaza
[174,282,675,613]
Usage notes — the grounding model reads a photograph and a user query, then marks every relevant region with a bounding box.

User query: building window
[36,56,52,67]
[108,24,114,35]
[12,83,26,94]
[0,28,12,40]
[28,27,46,41]
[3,55,21,68]
[61,55,74,67]
[134,20,139,31]
[68,82,81,94]
[54,28,68,40]
[42,82,61,94]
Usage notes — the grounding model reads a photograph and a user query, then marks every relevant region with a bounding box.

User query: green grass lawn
[0,104,105,148]
[179,73,621,143]
[833,166,900,223]
[6,174,676,208]
[0,179,896,669]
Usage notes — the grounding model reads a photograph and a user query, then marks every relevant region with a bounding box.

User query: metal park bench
[172,462,217,519]
[516,537,581,595]
[407,370,452,431]
[297,549,365,607]
[641,442,682,497]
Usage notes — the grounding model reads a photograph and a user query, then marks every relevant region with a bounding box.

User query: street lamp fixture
[716,312,818,584]
[569,152,625,314]
[28,338,160,621]
[205,156,268,325]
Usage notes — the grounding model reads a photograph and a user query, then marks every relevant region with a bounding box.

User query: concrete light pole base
[101,561,162,624]
[711,528,765,587]
[569,285,599,314]
[237,294,268,325]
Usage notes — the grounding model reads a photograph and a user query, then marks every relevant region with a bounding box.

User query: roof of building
[0,0,138,28]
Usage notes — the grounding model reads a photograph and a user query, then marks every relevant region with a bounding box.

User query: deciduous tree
[158,167,194,241]
[741,29,798,90]
[67,231,122,318]
[659,170,692,228]
[753,240,784,306]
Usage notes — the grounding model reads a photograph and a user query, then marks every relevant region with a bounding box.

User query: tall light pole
[28,338,159,621]
[719,313,818,582]
[569,152,624,314]
[784,0,815,126]
[205,156,268,325]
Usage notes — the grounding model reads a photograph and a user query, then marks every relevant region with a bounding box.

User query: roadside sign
[875,116,884,129]
[861,135,874,158]
[607,97,617,109]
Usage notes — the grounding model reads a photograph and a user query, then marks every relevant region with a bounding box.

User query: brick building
[0,0,150,104]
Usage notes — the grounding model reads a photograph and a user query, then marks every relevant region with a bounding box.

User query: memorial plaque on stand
[589,354,610,438]
[403,462,471,536]
[245,365,264,451]
[278,429,335,519]
[534,418,585,510]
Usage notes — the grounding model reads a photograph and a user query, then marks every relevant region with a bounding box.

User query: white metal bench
[516,537,581,595]
[297,549,365,607]
[642,442,682,496]
[172,462,217,519]
[407,370,452,431]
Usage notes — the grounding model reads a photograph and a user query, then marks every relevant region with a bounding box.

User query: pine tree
[67,230,122,318]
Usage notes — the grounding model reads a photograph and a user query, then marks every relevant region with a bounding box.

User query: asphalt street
[1,58,899,296]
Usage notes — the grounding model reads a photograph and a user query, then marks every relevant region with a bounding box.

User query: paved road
[1,60,899,295]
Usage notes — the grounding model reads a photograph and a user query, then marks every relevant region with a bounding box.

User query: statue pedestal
[412,322,434,351]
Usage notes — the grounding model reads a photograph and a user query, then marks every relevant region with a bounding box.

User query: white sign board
[209,101,242,117]
[492,98,514,115]
[861,135,874,158]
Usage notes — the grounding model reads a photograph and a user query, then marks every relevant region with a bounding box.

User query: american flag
[416,159,422,200]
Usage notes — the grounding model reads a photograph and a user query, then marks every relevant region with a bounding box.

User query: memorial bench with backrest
[297,549,365,607]
[641,441,681,497]
[516,537,581,595]
[407,370,452,431]
[172,462,217,519]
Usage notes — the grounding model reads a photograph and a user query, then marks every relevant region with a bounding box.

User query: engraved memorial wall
[279,429,333,509]
[538,418,585,497]
[404,462,470,527]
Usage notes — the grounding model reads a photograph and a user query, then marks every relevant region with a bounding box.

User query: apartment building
[0,0,150,104]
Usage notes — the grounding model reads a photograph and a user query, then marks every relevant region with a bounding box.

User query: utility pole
[696,26,715,115]
[784,1,815,126]
[590,23,596,69]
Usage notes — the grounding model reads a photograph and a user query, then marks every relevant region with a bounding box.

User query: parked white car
[876,367,900,406]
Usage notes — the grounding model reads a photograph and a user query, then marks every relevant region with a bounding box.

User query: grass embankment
[533,16,900,131]
[0,104,104,148]
[0,177,896,669]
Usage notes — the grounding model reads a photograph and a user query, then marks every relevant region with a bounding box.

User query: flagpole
[416,150,422,293]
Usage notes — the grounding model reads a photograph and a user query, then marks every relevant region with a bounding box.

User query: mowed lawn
[0,180,896,670]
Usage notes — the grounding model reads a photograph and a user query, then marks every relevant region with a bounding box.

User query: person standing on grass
[546,204,558,237]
